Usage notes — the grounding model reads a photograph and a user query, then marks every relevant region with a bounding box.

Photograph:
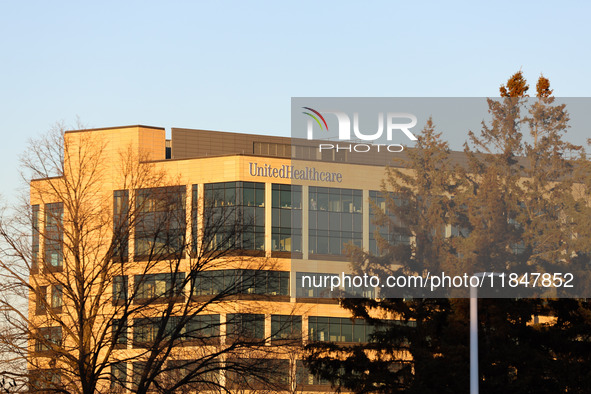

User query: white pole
[470,284,478,394]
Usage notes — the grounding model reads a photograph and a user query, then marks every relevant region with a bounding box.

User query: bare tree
[0,123,301,393]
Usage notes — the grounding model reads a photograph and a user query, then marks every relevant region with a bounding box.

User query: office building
[29,125,418,393]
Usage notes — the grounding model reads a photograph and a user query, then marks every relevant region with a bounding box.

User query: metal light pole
[470,283,479,394]
[470,272,502,394]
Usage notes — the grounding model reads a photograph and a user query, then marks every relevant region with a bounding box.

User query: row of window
[39,268,394,316]
[132,314,221,345]
[308,316,375,343]
[42,269,389,315]
[31,203,63,269]
[110,358,331,392]
[31,185,416,270]
[295,272,376,298]
[162,184,366,255]
[253,142,321,162]
[37,186,510,269]
[126,314,371,347]
[33,358,332,392]
[111,270,290,304]
[192,269,290,297]
[36,315,377,353]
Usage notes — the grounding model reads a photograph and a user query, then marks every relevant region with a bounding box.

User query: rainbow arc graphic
[302,107,328,131]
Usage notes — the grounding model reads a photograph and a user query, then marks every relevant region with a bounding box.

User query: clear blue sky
[1,1,589,201]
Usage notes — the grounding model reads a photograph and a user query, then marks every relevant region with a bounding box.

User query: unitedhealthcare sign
[248,162,342,183]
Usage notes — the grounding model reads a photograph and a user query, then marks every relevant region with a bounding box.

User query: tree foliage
[304,72,591,393]
[0,124,298,393]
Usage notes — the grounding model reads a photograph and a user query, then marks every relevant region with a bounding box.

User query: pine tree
[460,72,589,393]
[305,119,468,393]
[305,72,591,393]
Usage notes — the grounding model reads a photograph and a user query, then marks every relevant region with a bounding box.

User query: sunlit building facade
[29,125,410,392]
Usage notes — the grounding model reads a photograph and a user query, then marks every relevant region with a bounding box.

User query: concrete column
[197,184,204,257]
[128,190,135,263]
[265,314,272,345]
[302,185,309,260]
[363,189,370,252]
[265,182,272,256]
[302,315,309,345]
[185,183,192,260]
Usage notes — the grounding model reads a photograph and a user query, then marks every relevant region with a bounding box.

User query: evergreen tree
[305,72,591,393]
[305,119,468,393]
[451,72,589,393]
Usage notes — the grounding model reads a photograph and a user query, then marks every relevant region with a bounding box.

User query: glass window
[30,369,61,391]
[192,270,224,296]
[32,205,40,270]
[112,319,127,346]
[192,270,289,297]
[113,190,129,260]
[111,362,128,391]
[308,317,371,343]
[296,360,331,386]
[253,142,292,158]
[271,315,302,341]
[369,190,411,256]
[185,314,221,340]
[35,326,62,352]
[227,358,289,389]
[272,184,302,252]
[133,315,218,345]
[134,273,185,301]
[44,202,63,267]
[133,318,160,345]
[269,271,290,296]
[113,276,128,303]
[36,286,47,315]
[164,360,221,390]
[308,187,362,255]
[226,314,265,340]
[132,361,146,390]
[204,182,265,251]
[51,285,63,308]
[135,186,186,258]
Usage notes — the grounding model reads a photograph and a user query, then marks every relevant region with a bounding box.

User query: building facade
[29,125,410,393]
